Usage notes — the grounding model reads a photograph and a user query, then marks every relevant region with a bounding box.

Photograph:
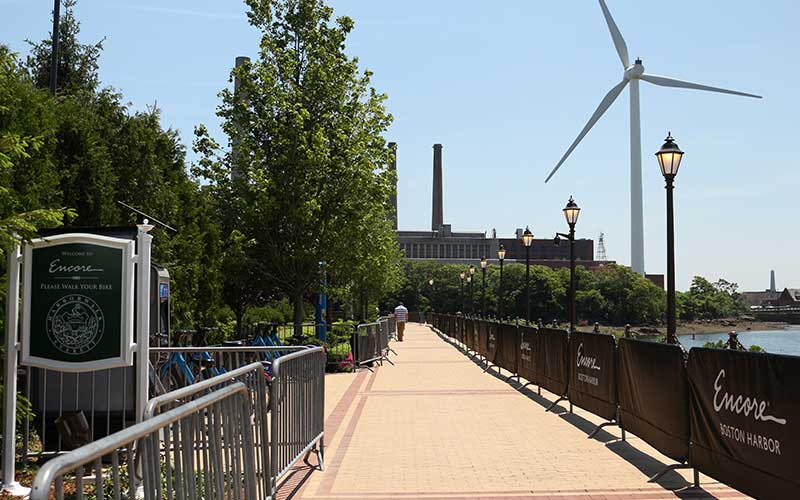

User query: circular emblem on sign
[46,294,104,355]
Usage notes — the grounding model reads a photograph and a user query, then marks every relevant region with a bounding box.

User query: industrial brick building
[392,143,612,270]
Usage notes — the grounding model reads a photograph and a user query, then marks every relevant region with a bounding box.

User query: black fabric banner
[476,320,488,358]
[472,320,481,354]
[464,318,475,350]
[517,325,538,385]
[688,348,800,500]
[485,321,498,363]
[618,338,689,463]
[494,323,519,374]
[568,332,618,421]
[535,328,569,397]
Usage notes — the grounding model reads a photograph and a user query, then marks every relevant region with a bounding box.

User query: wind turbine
[545,0,761,275]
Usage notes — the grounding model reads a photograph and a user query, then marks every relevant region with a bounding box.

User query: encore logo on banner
[688,348,800,498]
[21,234,136,371]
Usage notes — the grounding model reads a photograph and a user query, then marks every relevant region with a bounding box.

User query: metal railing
[144,362,272,500]
[31,383,256,500]
[271,347,326,489]
[150,345,308,394]
[378,315,397,341]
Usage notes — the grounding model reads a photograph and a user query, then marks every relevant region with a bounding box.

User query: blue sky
[3,0,798,291]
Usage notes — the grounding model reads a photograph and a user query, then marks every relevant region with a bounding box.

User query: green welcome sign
[21,234,135,371]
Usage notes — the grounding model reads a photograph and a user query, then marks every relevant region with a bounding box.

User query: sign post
[135,223,153,422]
[1,228,151,495]
[2,244,27,496]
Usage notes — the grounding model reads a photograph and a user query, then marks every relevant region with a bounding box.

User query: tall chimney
[432,144,443,231]
[770,270,776,292]
[388,142,398,230]
[231,56,250,181]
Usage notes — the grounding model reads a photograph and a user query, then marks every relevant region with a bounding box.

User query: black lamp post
[480,257,488,318]
[555,196,581,332]
[459,271,466,314]
[428,277,434,311]
[467,273,473,315]
[468,265,476,315]
[50,0,61,96]
[497,244,506,319]
[655,132,684,345]
[522,226,534,323]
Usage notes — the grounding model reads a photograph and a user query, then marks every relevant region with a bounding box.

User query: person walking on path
[394,303,408,341]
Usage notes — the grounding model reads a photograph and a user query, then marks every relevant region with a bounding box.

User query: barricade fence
[271,347,326,485]
[31,383,257,500]
[18,344,308,464]
[353,316,396,371]
[428,313,800,500]
[150,345,308,395]
[30,346,328,500]
[144,362,272,499]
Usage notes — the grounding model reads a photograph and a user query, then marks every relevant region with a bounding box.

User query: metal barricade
[271,347,326,491]
[31,383,257,500]
[355,322,393,371]
[378,316,398,357]
[144,362,272,500]
[150,345,308,393]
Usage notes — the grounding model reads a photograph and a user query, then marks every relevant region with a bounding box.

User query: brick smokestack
[770,270,776,292]
[388,142,398,230]
[231,56,250,181]
[432,144,443,231]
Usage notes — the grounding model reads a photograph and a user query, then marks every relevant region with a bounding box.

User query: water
[679,329,800,356]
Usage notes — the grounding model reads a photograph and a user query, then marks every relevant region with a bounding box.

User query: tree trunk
[293,293,304,337]
[235,307,244,340]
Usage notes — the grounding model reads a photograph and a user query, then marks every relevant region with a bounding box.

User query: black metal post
[499,259,504,319]
[460,278,465,313]
[469,278,474,315]
[50,0,61,96]
[569,225,576,332]
[665,175,677,344]
[525,244,531,323]
[481,267,487,318]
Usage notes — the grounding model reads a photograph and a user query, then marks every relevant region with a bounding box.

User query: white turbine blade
[599,0,629,68]
[545,80,628,183]
[640,73,762,99]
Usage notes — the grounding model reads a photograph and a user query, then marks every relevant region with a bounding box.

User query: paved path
[279,323,748,500]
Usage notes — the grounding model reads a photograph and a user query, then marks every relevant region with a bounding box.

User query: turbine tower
[545,0,761,275]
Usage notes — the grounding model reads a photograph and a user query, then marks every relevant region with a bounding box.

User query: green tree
[20,1,229,330]
[195,0,397,332]
[0,47,72,254]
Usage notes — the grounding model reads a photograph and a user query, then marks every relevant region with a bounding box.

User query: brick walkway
[278,323,749,500]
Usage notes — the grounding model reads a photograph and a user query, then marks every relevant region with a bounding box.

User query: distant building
[741,291,780,307]
[741,271,784,307]
[771,288,800,307]
[394,143,614,270]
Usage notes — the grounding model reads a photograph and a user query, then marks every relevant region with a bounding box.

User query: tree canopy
[194,0,401,329]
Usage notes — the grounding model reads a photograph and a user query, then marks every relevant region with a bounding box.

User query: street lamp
[497,244,506,319]
[522,226,534,323]
[469,265,476,315]
[427,277,434,312]
[555,196,581,332]
[655,132,684,344]
[467,274,473,315]
[480,256,488,317]
[459,271,466,314]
